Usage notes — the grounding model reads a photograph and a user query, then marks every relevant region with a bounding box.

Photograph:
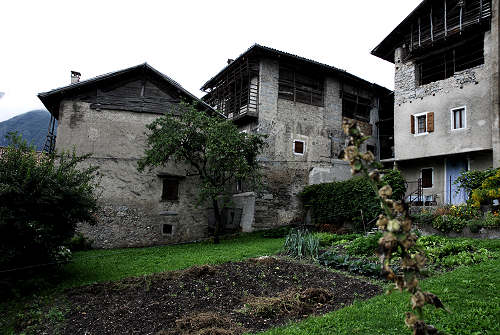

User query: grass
[256,255,500,335]
[59,232,284,289]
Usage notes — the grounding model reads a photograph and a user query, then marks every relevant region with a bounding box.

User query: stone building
[202,45,393,228]
[372,0,499,205]
[38,63,215,248]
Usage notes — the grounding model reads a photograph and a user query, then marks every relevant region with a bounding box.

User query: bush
[300,172,405,231]
[471,168,500,207]
[483,211,500,228]
[0,133,99,271]
[454,167,498,197]
[67,232,93,251]
[466,219,483,233]
[282,229,319,259]
[411,211,436,226]
[380,169,406,200]
[344,232,383,257]
[432,215,466,233]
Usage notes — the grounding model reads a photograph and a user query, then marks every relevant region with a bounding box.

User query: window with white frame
[411,112,434,135]
[293,140,305,155]
[451,107,466,130]
[421,168,433,188]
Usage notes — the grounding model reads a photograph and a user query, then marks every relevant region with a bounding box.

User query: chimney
[227,59,234,65]
[71,71,81,84]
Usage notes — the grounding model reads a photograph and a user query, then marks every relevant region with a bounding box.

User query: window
[417,35,485,85]
[342,92,372,122]
[411,112,434,135]
[367,145,376,157]
[293,140,305,155]
[278,66,324,106]
[162,224,173,235]
[417,115,427,133]
[421,168,433,188]
[161,178,179,201]
[451,107,466,130]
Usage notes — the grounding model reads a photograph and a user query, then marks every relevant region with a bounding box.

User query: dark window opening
[162,224,173,235]
[161,178,179,201]
[418,35,484,85]
[367,145,376,157]
[421,168,433,188]
[278,67,324,106]
[342,92,372,122]
[236,179,242,192]
[293,140,305,154]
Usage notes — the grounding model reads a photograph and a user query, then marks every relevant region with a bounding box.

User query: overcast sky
[0,0,422,122]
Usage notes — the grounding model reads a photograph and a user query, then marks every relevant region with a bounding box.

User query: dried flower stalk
[342,119,445,335]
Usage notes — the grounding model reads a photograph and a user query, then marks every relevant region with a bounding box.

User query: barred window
[278,67,324,106]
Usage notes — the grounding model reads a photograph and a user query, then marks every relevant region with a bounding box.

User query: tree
[138,103,266,243]
[0,133,99,271]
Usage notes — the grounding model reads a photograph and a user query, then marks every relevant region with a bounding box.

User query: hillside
[0,110,54,151]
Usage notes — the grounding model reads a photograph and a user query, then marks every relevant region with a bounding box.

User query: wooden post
[430,8,434,42]
[444,0,448,38]
[418,17,421,46]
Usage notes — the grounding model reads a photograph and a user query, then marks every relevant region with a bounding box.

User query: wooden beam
[430,7,434,42]
[418,17,421,46]
[444,0,448,37]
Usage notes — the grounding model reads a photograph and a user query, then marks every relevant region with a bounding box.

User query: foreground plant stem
[341,119,445,335]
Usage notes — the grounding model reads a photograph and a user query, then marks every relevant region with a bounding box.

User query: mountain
[0,110,54,151]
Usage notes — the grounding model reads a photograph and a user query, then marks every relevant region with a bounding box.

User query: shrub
[483,211,500,228]
[0,133,99,270]
[454,167,498,197]
[344,232,383,257]
[299,177,381,230]
[432,215,466,233]
[380,169,406,200]
[449,204,481,220]
[471,169,500,207]
[67,232,94,251]
[282,229,319,259]
[466,219,483,233]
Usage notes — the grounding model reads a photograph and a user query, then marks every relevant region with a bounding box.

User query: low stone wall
[416,223,500,239]
[77,204,209,249]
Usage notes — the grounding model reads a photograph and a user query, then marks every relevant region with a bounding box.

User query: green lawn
[256,256,500,335]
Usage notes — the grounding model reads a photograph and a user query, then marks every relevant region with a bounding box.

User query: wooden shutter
[410,115,415,134]
[427,112,434,132]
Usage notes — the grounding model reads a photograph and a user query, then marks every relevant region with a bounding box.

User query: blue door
[445,158,468,205]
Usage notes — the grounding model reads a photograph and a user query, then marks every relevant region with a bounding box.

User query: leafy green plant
[483,211,500,228]
[67,232,93,251]
[319,251,382,277]
[282,229,319,259]
[471,169,500,208]
[380,169,407,200]
[344,233,383,257]
[312,232,361,247]
[454,167,498,197]
[0,132,99,271]
[466,219,483,233]
[432,215,466,233]
[411,211,437,226]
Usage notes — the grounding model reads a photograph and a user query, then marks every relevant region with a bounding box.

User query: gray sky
[0,0,422,122]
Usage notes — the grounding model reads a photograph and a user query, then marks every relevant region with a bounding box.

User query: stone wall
[249,58,381,228]
[57,101,210,249]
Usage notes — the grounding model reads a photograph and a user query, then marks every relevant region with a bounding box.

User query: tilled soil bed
[61,257,381,335]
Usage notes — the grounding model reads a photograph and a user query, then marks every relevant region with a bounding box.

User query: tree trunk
[212,198,223,244]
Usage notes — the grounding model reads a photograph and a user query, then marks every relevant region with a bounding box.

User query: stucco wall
[399,152,492,205]
[57,101,210,248]
[393,32,495,161]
